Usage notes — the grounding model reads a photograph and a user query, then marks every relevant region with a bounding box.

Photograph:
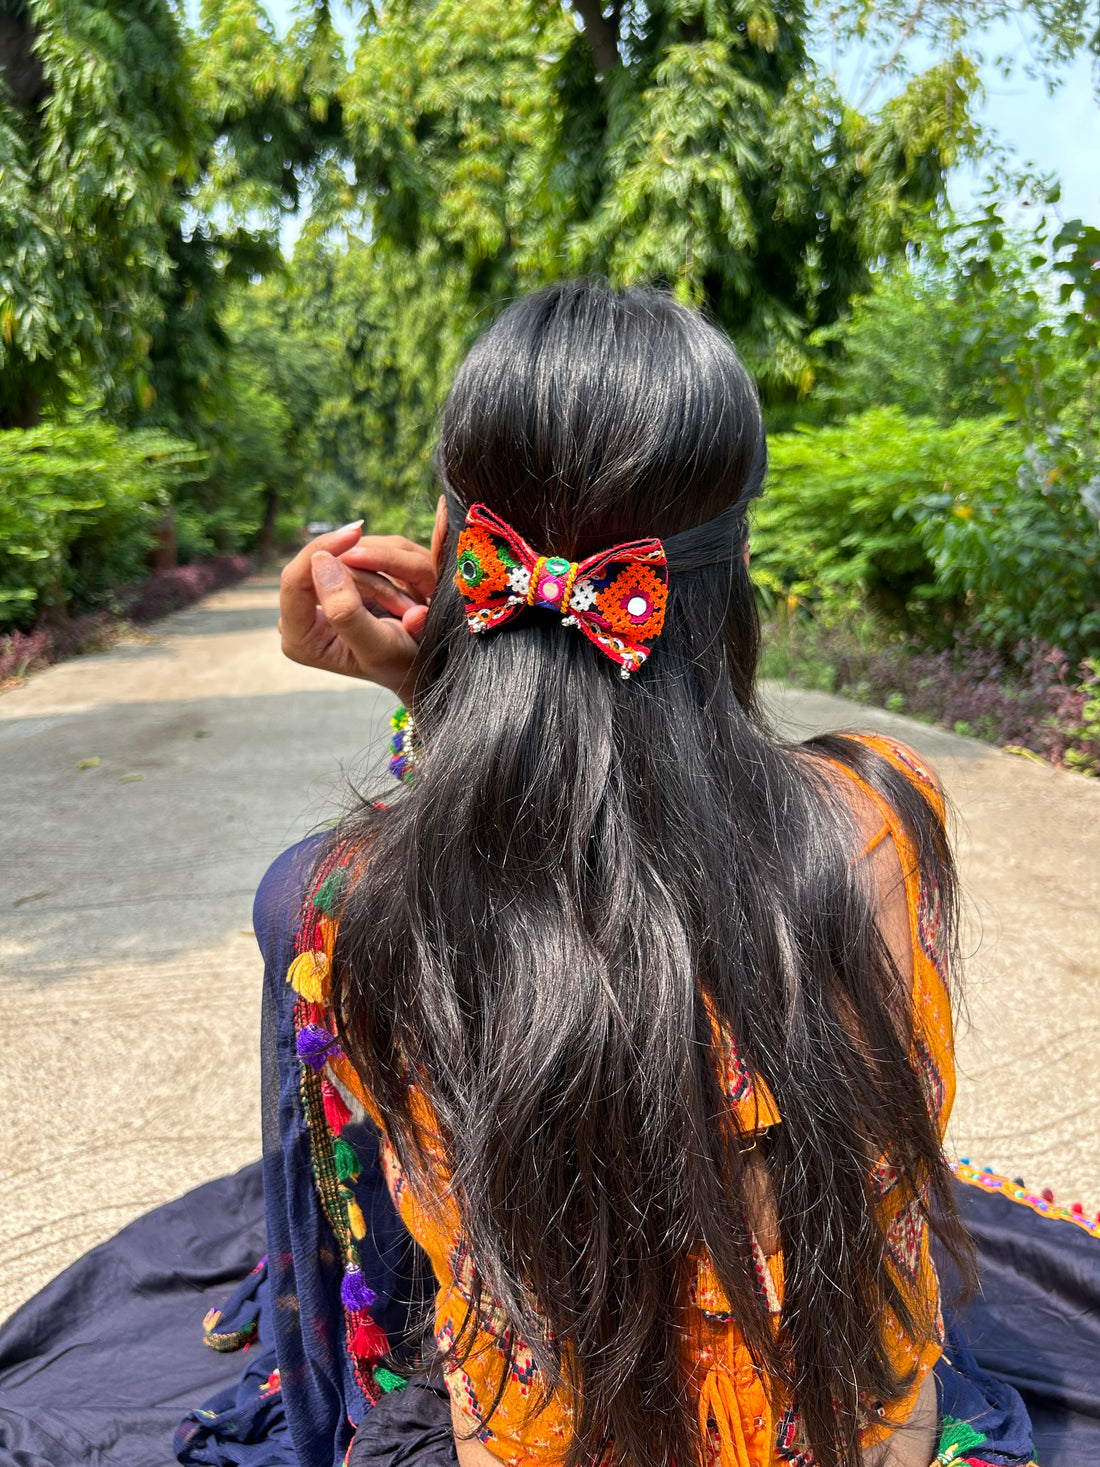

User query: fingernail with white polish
[312,552,344,590]
[337,519,364,534]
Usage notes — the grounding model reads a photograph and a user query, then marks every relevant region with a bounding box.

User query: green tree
[341,0,982,396]
[0,421,205,628]
[132,0,346,435]
[0,0,343,435]
[757,200,1100,660]
[0,0,194,427]
[290,0,986,533]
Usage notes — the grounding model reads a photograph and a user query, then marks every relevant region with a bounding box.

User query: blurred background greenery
[1,0,1098,764]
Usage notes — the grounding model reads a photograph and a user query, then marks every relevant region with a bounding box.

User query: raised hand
[278,518,440,697]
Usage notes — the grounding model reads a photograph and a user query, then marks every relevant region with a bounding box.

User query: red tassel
[1041,1187,1055,1203]
[351,1312,389,1363]
[322,1079,351,1135]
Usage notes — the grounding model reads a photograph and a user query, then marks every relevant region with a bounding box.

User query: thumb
[311,551,381,657]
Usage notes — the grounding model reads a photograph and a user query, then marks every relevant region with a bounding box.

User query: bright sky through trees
[255,0,1099,232]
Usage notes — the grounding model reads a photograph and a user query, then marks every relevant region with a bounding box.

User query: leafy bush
[752,409,1020,633]
[807,254,1005,422]
[753,408,1100,661]
[0,422,206,630]
[914,446,1100,663]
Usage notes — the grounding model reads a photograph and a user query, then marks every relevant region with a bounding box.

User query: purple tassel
[296,1024,341,1071]
[341,1266,377,1312]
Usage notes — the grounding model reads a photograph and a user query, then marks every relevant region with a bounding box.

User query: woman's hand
[278,520,439,698]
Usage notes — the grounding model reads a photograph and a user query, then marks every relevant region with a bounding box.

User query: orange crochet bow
[454,502,669,677]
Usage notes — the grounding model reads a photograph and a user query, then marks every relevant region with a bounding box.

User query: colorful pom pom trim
[287,949,331,1004]
[334,1136,362,1181]
[351,1311,389,1362]
[934,1415,988,1464]
[341,1265,378,1312]
[297,1023,342,1071]
[288,841,392,1413]
[374,1364,407,1394]
[951,1158,1100,1237]
[322,1077,352,1135]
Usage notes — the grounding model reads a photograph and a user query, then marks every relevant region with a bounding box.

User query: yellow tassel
[347,1199,366,1239]
[287,950,331,1003]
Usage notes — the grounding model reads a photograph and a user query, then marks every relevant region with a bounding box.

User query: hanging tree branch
[856,0,929,112]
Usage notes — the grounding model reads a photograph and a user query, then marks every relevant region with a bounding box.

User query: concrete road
[1,575,1098,1322]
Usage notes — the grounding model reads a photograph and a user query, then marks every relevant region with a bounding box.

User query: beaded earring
[388,705,417,784]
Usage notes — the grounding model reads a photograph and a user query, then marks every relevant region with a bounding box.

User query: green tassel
[374,1365,407,1393]
[313,869,346,917]
[935,1416,986,1464]
[334,1137,361,1181]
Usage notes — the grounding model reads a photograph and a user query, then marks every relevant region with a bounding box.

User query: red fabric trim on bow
[453,503,669,676]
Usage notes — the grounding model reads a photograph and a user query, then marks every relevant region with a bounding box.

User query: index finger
[338,535,438,604]
[279,522,364,642]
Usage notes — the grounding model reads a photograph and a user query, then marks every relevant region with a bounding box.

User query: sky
[903,19,1100,225]
[253,1,1100,233]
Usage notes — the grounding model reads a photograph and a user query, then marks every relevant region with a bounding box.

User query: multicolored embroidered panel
[286,843,396,1410]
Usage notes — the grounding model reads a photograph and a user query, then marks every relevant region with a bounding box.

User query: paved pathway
[1,576,1098,1322]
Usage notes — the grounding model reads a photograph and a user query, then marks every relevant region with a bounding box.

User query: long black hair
[330,280,972,1467]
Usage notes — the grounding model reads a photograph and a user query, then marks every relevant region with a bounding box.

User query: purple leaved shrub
[0,555,251,684]
[766,620,1100,778]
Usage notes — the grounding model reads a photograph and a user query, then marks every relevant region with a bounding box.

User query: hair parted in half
[328,279,973,1467]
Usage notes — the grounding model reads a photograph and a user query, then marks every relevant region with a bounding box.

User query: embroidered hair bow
[454,503,669,677]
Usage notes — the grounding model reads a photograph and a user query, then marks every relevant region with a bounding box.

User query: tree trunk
[570,0,621,74]
[149,512,178,573]
[0,390,42,430]
[259,486,280,560]
[0,8,50,433]
[0,10,49,113]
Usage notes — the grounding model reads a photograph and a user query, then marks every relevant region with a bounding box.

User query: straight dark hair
[330,280,973,1467]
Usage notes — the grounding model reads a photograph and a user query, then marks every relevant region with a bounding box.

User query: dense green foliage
[759,200,1100,663]
[319,0,983,522]
[0,0,193,426]
[1,0,1098,712]
[755,405,1100,664]
[753,410,1014,624]
[341,0,980,383]
[0,0,343,578]
[0,422,204,626]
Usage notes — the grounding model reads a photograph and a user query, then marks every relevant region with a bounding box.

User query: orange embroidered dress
[289,733,955,1467]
